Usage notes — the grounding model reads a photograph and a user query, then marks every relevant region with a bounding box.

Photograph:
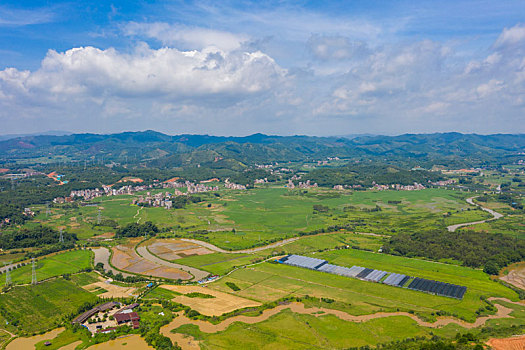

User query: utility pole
[4,264,11,286]
[31,259,37,285]
[59,228,64,243]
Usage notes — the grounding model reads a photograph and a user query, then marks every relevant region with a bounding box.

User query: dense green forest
[302,164,443,187]
[116,222,159,238]
[0,225,77,249]
[383,231,525,273]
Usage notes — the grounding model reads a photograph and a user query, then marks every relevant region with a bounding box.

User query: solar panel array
[407,278,466,299]
[279,254,328,270]
[356,268,373,279]
[278,255,466,299]
[318,264,360,277]
[363,269,388,282]
[383,273,410,287]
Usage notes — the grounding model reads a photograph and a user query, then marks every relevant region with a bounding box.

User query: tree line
[382,230,525,274]
[0,225,77,249]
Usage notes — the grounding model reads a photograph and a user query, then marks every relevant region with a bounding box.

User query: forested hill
[0,131,523,167]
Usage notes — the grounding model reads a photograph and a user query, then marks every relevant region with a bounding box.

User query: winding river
[160,297,523,350]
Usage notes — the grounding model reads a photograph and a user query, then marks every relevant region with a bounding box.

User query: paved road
[135,246,209,281]
[91,247,134,278]
[447,196,503,232]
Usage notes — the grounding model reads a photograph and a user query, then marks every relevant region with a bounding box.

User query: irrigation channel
[161,298,524,350]
[447,196,503,232]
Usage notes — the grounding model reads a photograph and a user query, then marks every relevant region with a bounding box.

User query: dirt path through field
[134,206,143,223]
[161,297,523,350]
[181,237,300,254]
[182,230,381,254]
[136,246,209,281]
[447,196,503,232]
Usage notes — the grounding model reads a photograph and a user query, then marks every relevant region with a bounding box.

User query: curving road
[135,246,210,281]
[447,196,503,232]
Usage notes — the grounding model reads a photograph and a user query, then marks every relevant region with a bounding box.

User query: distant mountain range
[0,130,72,141]
[0,131,523,168]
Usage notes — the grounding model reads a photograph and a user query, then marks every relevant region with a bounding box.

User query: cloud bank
[0,16,524,135]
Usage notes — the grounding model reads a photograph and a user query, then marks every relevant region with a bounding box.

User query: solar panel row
[407,277,466,299]
[356,268,374,279]
[383,273,408,286]
[280,254,328,270]
[363,269,388,282]
[279,255,466,299]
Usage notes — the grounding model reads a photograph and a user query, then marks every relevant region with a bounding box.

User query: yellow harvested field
[160,285,261,316]
[90,334,153,349]
[147,239,212,261]
[111,240,192,280]
[84,280,137,298]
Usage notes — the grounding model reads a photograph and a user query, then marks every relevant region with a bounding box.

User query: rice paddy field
[111,239,193,280]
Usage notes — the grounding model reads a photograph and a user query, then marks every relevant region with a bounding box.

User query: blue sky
[0,1,524,135]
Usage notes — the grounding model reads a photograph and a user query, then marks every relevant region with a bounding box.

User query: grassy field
[173,299,525,349]
[171,232,383,275]
[144,286,181,299]
[0,278,97,335]
[29,187,486,249]
[207,249,516,322]
[69,271,100,287]
[175,309,431,349]
[9,250,92,285]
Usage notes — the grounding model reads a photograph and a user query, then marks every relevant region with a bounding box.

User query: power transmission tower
[46,202,51,217]
[31,259,37,285]
[10,178,14,190]
[59,228,64,243]
[4,264,11,286]
[97,209,102,225]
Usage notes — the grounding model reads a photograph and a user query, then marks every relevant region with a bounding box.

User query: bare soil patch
[147,239,212,261]
[90,334,153,349]
[111,241,192,280]
[160,285,260,316]
[6,328,64,350]
[487,335,525,350]
[117,177,144,183]
[84,280,137,298]
[501,262,525,291]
